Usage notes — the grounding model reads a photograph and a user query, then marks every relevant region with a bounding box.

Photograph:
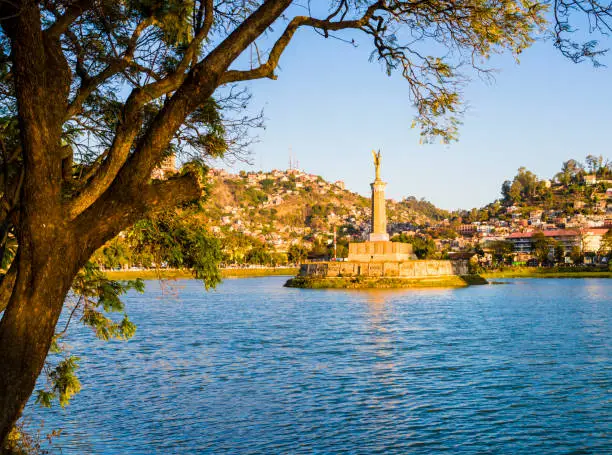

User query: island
[286,151,487,289]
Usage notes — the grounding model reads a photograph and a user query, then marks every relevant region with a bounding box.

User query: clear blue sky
[213,25,611,211]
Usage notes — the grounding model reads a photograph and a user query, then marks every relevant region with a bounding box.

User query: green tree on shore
[288,244,308,264]
[600,230,612,259]
[570,246,584,264]
[489,240,513,266]
[554,244,566,264]
[391,233,436,259]
[532,232,554,264]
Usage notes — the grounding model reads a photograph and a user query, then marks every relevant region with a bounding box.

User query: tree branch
[220,2,383,84]
[45,0,95,39]
[65,13,213,218]
[74,172,202,253]
[5,2,70,224]
[65,17,154,120]
[65,3,217,209]
[66,90,143,219]
[70,0,293,224]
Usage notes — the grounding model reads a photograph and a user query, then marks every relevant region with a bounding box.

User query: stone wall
[299,260,469,278]
[348,241,416,262]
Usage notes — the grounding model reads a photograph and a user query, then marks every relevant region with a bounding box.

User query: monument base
[368,233,390,241]
[285,258,487,289]
[285,259,486,289]
[285,274,487,289]
[348,241,416,262]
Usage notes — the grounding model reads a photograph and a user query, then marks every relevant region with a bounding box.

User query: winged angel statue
[371,150,382,181]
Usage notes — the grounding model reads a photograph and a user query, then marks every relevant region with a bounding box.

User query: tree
[335,243,349,259]
[531,232,553,264]
[515,167,538,199]
[502,167,543,204]
[261,178,275,192]
[489,240,513,265]
[599,230,612,258]
[93,238,131,269]
[556,159,584,185]
[570,245,584,264]
[501,180,512,202]
[287,244,307,264]
[0,0,610,445]
[245,246,272,265]
[554,243,565,264]
[308,239,330,260]
[392,233,436,259]
[129,212,222,283]
[509,180,524,204]
[220,231,258,265]
[585,154,603,174]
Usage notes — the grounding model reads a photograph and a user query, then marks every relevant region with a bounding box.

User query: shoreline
[482,267,611,279]
[100,267,611,281]
[285,275,488,289]
[104,267,299,280]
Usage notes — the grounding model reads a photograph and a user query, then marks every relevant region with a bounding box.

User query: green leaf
[35,390,55,408]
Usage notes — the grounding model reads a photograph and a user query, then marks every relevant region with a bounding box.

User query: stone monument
[286,150,477,288]
[369,150,389,241]
[347,150,416,262]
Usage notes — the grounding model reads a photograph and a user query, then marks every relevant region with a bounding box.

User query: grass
[99,266,612,282]
[482,266,612,279]
[285,275,487,289]
[221,267,298,278]
[105,267,299,281]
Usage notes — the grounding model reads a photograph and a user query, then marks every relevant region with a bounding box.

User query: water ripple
[25,277,612,454]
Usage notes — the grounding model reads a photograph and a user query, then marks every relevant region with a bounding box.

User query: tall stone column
[369,180,389,241]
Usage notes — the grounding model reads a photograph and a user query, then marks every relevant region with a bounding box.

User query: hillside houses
[581,228,610,253]
[199,166,447,257]
[198,161,611,265]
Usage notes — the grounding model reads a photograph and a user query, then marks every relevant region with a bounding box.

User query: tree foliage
[600,230,612,258]
[556,159,584,185]
[33,263,143,414]
[499,155,611,210]
[501,166,545,203]
[288,244,308,263]
[531,232,554,263]
[129,212,222,288]
[391,233,436,258]
[489,240,513,265]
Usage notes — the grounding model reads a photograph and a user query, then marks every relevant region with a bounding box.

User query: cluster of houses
[205,167,428,254]
[203,167,611,265]
[211,168,346,191]
[206,168,357,252]
[426,199,612,264]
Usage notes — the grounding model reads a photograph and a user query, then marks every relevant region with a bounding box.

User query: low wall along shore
[285,259,483,288]
[299,259,469,279]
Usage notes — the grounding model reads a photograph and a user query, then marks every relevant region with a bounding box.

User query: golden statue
[371,149,382,181]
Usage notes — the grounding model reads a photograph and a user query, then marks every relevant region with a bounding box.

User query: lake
[25,277,611,454]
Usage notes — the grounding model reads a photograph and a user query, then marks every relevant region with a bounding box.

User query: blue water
[25,277,611,454]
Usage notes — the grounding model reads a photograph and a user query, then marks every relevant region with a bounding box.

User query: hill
[90,157,611,270]
[197,168,449,260]
[453,156,612,226]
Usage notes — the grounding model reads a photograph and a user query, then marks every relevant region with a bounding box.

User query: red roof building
[506,230,581,254]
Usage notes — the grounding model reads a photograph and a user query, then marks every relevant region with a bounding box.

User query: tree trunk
[0,235,79,448]
[0,257,18,313]
[0,181,200,447]
[0,0,293,448]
